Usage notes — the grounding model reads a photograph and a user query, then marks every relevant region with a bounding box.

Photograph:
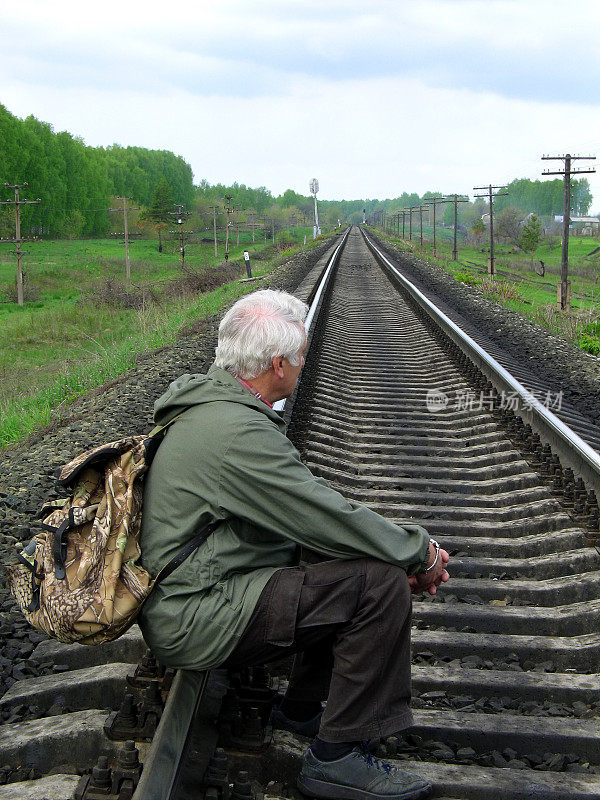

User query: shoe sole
[297,774,431,800]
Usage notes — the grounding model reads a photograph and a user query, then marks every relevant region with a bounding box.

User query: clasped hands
[407,541,450,596]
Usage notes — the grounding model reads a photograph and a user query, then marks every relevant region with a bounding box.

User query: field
[381,226,600,355]
[0,227,320,448]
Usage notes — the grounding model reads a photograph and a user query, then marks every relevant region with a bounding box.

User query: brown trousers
[223,558,414,742]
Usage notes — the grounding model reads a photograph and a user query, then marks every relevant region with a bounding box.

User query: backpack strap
[153,520,221,588]
[147,411,187,439]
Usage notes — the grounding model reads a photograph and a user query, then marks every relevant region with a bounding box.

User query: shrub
[164,261,243,300]
[576,333,600,355]
[453,271,480,286]
[480,278,522,301]
[90,278,158,309]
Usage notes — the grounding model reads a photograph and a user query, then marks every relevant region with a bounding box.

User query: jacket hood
[153,365,286,430]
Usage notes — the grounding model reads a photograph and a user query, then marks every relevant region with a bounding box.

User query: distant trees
[0,104,194,237]
[494,177,592,217]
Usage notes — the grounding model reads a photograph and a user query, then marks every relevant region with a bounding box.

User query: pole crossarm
[543,170,596,176]
[542,154,596,160]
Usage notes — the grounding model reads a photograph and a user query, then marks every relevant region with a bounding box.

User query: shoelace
[354,744,394,775]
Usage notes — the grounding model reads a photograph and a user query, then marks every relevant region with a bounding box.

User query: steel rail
[274,226,351,413]
[361,227,600,497]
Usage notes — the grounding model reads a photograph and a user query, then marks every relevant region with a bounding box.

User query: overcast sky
[2,0,599,209]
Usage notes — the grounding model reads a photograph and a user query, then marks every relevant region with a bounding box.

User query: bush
[576,333,600,355]
[90,278,158,309]
[453,271,480,286]
[164,261,243,300]
[480,278,522,301]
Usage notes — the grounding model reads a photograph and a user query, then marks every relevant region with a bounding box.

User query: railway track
[2,225,600,799]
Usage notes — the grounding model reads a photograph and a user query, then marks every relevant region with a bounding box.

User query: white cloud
[1,0,599,208]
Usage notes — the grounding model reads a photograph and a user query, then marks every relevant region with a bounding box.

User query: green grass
[370,226,600,356]
[0,227,329,449]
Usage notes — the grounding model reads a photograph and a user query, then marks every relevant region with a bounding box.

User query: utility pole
[168,204,192,268]
[109,197,140,280]
[443,194,470,262]
[542,153,596,310]
[224,195,235,261]
[401,209,407,239]
[209,206,219,257]
[473,184,508,276]
[0,183,40,306]
[408,207,413,241]
[424,197,443,256]
[247,212,258,244]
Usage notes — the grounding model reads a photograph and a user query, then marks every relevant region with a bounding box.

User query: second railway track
[1,225,600,799]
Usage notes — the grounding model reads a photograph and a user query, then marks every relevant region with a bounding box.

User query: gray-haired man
[140,289,449,800]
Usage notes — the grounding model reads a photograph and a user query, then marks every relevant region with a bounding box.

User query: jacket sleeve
[217,417,430,574]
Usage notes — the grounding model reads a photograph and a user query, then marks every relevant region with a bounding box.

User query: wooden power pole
[542,153,596,310]
[443,194,470,262]
[424,197,443,256]
[109,197,141,280]
[209,206,219,257]
[473,184,508,276]
[1,183,40,306]
[224,196,235,261]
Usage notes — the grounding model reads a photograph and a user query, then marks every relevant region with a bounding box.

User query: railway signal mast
[310,178,321,238]
[541,153,596,310]
[1,183,40,306]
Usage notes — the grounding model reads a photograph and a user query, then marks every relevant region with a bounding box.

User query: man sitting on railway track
[139,288,449,800]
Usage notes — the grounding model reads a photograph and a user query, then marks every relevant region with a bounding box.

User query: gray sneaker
[297,745,431,800]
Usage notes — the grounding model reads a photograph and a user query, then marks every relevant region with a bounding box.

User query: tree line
[0,104,594,242]
[0,105,193,238]
[365,179,592,230]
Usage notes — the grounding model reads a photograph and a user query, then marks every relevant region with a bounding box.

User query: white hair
[214,289,309,379]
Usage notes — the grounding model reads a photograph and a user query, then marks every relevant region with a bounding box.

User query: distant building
[554,215,600,235]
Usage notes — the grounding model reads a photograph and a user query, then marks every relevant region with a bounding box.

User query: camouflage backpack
[6,420,217,645]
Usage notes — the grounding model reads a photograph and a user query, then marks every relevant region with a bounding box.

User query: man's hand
[407,542,450,596]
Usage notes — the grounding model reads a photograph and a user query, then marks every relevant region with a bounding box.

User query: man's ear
[272,356,285,377]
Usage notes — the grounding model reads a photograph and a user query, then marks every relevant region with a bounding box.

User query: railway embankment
[0,234,340,713]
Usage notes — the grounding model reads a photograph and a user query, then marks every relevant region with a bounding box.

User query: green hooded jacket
[138,366,430,670]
